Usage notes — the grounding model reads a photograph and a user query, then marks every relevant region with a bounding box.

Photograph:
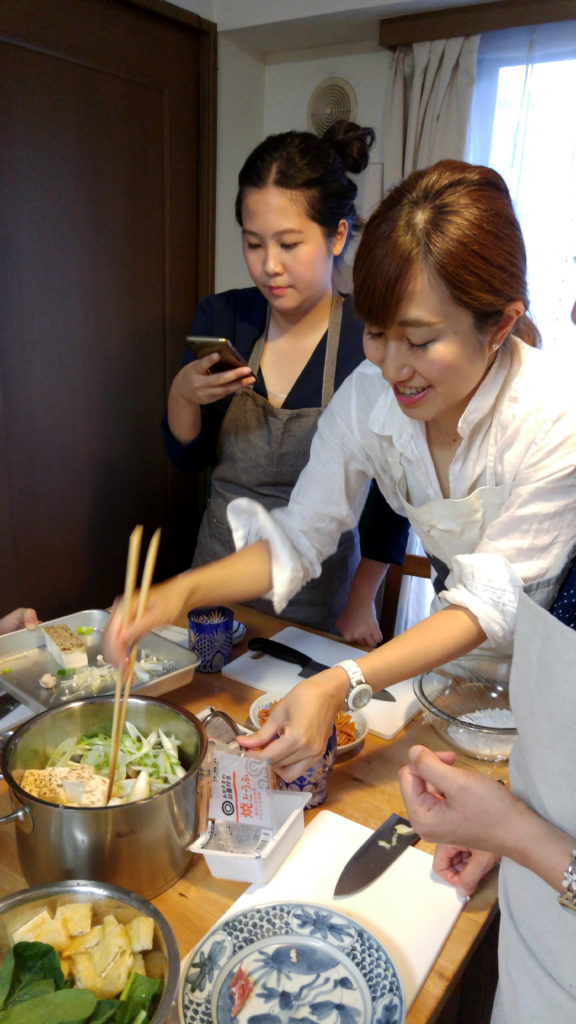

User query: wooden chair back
[379,554,431,643]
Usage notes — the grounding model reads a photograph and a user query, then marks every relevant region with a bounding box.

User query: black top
[163,287,409,565]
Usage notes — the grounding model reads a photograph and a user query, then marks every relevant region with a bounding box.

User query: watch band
[336,659,373,711]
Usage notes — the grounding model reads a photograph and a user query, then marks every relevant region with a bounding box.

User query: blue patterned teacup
[187,606,234,673]
[274,725,337,808]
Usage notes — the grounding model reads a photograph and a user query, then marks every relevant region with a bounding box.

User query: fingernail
[456,887,470,901]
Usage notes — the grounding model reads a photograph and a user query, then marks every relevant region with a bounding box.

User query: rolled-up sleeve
[440,407,576,646]
[441,555,525,646]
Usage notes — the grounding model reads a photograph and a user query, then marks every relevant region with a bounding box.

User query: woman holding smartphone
[164,121,408,640]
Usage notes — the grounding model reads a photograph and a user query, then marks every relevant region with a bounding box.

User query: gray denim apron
[192,294,360,631]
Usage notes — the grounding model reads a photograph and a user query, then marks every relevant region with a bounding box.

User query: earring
[492,343,500,352]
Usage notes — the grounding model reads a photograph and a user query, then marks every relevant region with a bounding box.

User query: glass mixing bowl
[414,657,517,761]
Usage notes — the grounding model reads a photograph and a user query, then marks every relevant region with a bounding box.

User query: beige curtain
[382,34,479,635]
[383,35,479,192]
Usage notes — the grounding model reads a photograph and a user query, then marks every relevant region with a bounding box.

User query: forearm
[348,557,389,604]
[167,375,202,443]
[176,540,273,609]
[335,557,389,645]
[401,744,576,896]
[357,604,486,688]
[502,801,575,893]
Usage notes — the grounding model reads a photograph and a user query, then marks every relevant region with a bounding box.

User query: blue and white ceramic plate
[179,901,405,1024]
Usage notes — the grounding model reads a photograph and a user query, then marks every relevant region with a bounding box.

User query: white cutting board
[222,625,420,739]
[228,810,465,1011]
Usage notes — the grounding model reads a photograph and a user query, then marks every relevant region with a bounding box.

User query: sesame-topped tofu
[19,764,108,807]
[42,624,88,669]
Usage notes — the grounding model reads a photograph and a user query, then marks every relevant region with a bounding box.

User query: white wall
[262,46,392,162]
[214,0,407,31]
[168,1,447,31]
[215,40,394,289]
[164,0,398,290]
[214,39,266,290]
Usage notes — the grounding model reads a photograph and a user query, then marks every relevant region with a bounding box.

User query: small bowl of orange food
[248,692,368,757]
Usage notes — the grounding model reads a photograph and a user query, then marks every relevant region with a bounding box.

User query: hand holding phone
[186,335,250,372]
[171,335,254,418]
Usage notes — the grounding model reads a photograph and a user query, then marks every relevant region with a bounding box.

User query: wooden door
[0,0,216,618]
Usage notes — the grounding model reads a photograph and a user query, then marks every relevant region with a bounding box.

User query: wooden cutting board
[222,625,420,739]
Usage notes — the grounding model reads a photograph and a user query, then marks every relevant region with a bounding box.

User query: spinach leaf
[116,973,163,1024]
[84,1000,120,1024]
[10,941,65,1001]
[0,950,14,1011]
[0,987,97,1024]
[7,978,56,1006]
[0,941,164,1024]
[123,1013,149,1024]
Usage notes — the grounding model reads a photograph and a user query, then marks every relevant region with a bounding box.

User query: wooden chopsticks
[106,525,161,803]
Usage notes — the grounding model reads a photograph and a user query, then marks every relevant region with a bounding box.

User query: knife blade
[247,637,395,702]
[333,813,420,897]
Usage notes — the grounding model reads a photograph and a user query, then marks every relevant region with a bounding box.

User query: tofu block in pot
[42,624,88,668]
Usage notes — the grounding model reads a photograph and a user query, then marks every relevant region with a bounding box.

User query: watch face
[350,684,372,710]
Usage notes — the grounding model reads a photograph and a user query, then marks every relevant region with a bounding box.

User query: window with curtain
[466,20,576,354]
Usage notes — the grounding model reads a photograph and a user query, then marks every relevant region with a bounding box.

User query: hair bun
[321,120,375,175]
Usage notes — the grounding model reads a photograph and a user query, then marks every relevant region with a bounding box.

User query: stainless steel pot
[0,695,208,898]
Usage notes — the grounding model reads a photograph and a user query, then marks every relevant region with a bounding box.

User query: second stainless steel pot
[0,694,208,898]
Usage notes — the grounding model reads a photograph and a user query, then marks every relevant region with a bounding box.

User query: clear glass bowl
[414,657,517,761]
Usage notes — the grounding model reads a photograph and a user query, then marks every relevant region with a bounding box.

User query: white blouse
[228,338,576,651]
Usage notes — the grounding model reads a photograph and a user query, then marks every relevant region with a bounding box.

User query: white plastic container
[190,790,309,883]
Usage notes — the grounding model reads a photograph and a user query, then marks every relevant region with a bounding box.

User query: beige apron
[192,294,360,631]
[492,594,576,1023]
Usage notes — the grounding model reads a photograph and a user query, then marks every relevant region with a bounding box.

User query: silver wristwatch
[336,659,373,711]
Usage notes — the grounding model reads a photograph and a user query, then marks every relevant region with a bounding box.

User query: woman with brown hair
[107,160,576,782]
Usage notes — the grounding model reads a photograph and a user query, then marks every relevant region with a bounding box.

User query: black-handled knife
[248,637,395,702]
[333,813,420,897]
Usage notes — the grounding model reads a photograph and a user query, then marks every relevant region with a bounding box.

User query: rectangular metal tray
[0,610,198,714]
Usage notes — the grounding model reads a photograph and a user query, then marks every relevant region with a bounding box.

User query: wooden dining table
[0,604,504,1023]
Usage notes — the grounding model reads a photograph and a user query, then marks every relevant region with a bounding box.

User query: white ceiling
[215,0,500,55]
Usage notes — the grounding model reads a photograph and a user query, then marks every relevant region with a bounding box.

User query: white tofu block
[43,625,88,669]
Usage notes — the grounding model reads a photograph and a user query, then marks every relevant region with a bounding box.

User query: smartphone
[185,335,250,372]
